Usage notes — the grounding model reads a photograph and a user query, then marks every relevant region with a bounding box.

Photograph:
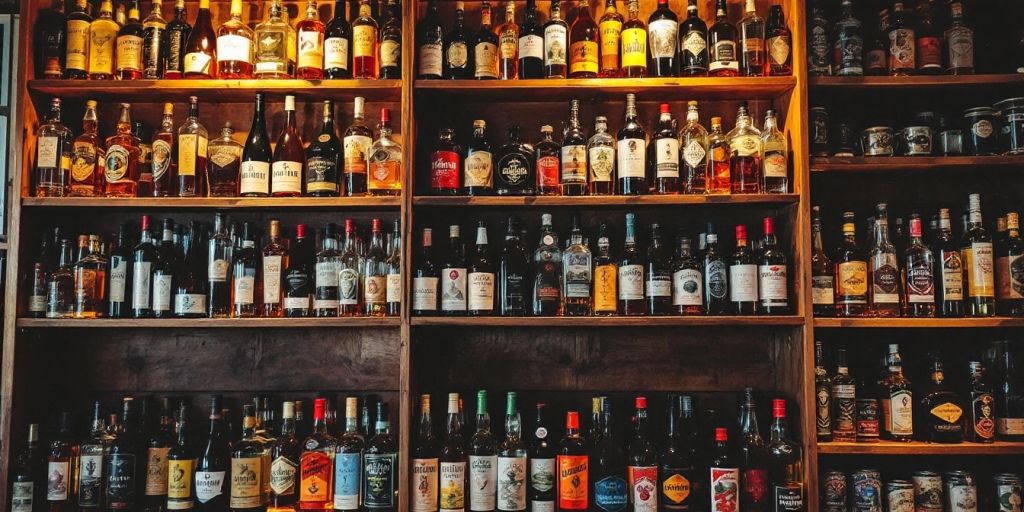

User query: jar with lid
[994,97,1024,155]
[936,114,963,156]
[962,106,1000,155]
[900,111,935,156]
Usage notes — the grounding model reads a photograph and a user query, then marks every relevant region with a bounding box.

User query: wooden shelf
[21,196,402,209]
[414,77,797,101]
[411,316,805,327]
[809,74,1024,91]
[16,317,401,328]
[26,79,403,102]
[413,194,800,207]
[814,317,1024,328]
[811,156,1024,173]
[818,441,1024,455]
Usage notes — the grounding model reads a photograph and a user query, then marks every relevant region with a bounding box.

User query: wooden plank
[16,317,402,329]
[413,194,801,207]
[814,317,1024,328]
[811,156,1024,173]
[27,79,403,102]
[415,76,797,101]
[818,441,1024,456]
[411,316,805,327]
[21,196,403,209]
[809,74,1024,90]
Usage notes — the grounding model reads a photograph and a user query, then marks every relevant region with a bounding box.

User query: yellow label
[88,21,118,74]
[116,34,143,71]
[368,160,401,191]
[963,243,995,298]
[930,403,963,423]
[167,459,194,499]
[837,261,868,296]
[621,28,647,68]
[229,456,262,509]
[662,473,691,504]
[594,264,618,312]
[353,25,377,58]
[66,19,90,70]
[599,19,622,69]
[570,40,599,74]
[145,447,170,495]
[178,134,197,176]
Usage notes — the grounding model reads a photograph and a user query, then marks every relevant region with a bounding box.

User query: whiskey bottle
[761,109,788,193]
[597,0,623,78]
[272,95,305,197]
[648,0,679,77]
[335,397,365,511]
[441,225,468,316]
[182,0,216,78]
[620,0,647,78]
[468,222,496,316]
[413,228,440,316]
[680,101,708,194]
[105,399,140,510]
[617,93,647,195]
[811,207,835,316]
[966,361,996,443]
[738,0,765,77]
[759,217,789,314]
[339,219,363,316]
[497,1,520,80]
[887,1,916,76]
[617,213,645,316]
[474,1,500,80]
[363,402,397,511]
[727,102,762,194]
[298,398,336,510]
[708,427,739,512]
[917,355,965,443]
[671,236,703,315]
[445,1,472,79]
[997,211,1024,316]
[343,97,372,196]
[378,0,401,79]
[519,0,545,79]
[418,0,444,79]
[569,0,599,78]
[69,100,102,197]
[296,0,326,79]
[834,212,869,317]
[587,116,615,195]
[706,117,730,195]
[557,411,589,510]
[533,214,562,316]
[904,215,936,317]
[832,0,863,76]
[679,0,709,76]
[229,405,264,511]
[368,108,402,196]
[592,223,617,316]
[151,103,175,197]
[464,121,493,195]
[88,0,118,80]
[561,100,588,196]
[362,219,389,316]
[807,0,830,75]
[176,97,206,197]
[764,5,791,76]
[134,122,154,197]
[729,224,758,315]
[174,221,207,318]
[627,397,658,511]
[831,349,857,442]
[164,0,191,79]
[563,216,593,316]
[468,391,498,511]
[74,235,107,318]
[645,223,672,315]
[880,344,914,441]
[216,0,254,79]
[768,400,803,511]
[708,0,739,76]
[814,341,832,441]
[962,194,995,317]
[869,204,901,316]
[63,0,89,79]
[738,388,770,511]
[230,222,259,318]
[496,393,527,511]
[914,0,942,75]
[35,98,73,197]
[704,224,728,315]
[262,220,288,317]
[141,0,167,79]
[543,0,569,78]
[944,2,974,75]
[305,100,342,197]
[652,104,680,194]
[45,239,75,318]
[207,213,232,318]
[440,394,468,512]
[996,342,1024,441]
[352,0,380,79]
[500,218,529,316]
[933,208,964,317]
[283,224,314,317]
[206,123,242,197]
[535,125,562,196]
[104,103,141,198]
[495,125,535,196]
[255,1,292,79]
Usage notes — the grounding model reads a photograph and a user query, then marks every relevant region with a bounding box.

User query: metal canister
[937,114,964,156]
[833,118,859,156]
[993,473,1023,512]
[944,470,978,512]
[963,106,1000,155]
[822,470,848,512]
[811,106,831,157]
[900,125,933,155]
[861,126,894,156]
[913,470,944,511]
[852,469,883,512]
[994,97,1024,155]
[886,479,915,512]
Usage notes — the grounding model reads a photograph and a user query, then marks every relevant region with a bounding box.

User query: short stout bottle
[917,355,965,443]
[431,126,462,195]
[729,224,758,315]
[495,125,535,196]
[618,213,645,316]
[557,411,588,511]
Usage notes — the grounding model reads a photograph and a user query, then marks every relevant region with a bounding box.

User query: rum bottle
[738,0,765,77]
[182,0,216,78]
[216,0,254,78]
[617,93,647,195]
[88,1,118,80]
[351,0,379,79]
[962,194,995,316]
[569,0,599,78]
[869,204,901,316]
[680,101,708,194]
[272,95,305,197]
[729,224,758,315]
[728,102,762,194]
[652,103,680,194]
[903,214,936,317]
[464,120,493,195]
[708,0,739,76]
[834,212,869,317]
[176,97,206,197]
[296,0,326,79]
[619,0,647,78]
[343,97,373,196]
[532,214,562,316]
[70,100,103,197]
[496,1,519,79]
[35,98,73,197]
[474,1,500,80]
[706,117,730,194]
[648,0,679,77]
[587,116,615,195]
[104,103,141,198]
[468,221,495,316]
[561,99,588,196]
[543,0,568,78]
[831,349,857,442]
[618,212,645,316]
[597,0,623,78]
[368,108,402,196]
[562,216,592,316]
[556,411,588,511]
[299,398,336,510]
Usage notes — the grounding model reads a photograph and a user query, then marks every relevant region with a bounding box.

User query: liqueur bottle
[475,1,500,80]
[88,1,118,80]
[378,0,402,79]
[562,217,592,316]
[962,194,995,316]
[115,2,144,80]
[869,204,901,317]
[306,100,342,197]
[651,104,679,194]
[69,100,103,197]
[966,361,996,443]
[934,208,965,317]
[104,103,141,198]
[283,225,314,317]
[519,0,544,79]
[917,355,965,443]
[704,225,729,315]
[299,398,336,509]
[182,0,216,78]
[445,1,472,79]
[63,0,91,79]
[255,1,292,78]
[680,101,708,194]
[831,349,857,442]
[557,411,588,511]
[738,0,764,77]
[561,100,588,196]
[440,393,468,512]
[73,235,107,318]
[496,1,520,80]
[729,224,758,315]
[708,428,739,512]
[535,125,561,196]
[413,228,439,316]
[412,395,439,512]
[176,97,206,197]
[618,213,645,316]
[495,125,535,196]
[206,123,242,197]
[431,127,462,195]
[164,0,191,78]
[353,0,380,79]
[727,103,762,194]
[708,0,739,76]
[768,400,804,511]
[543,1,569,78]
[617,94,647,195]
[269,402,300,509]
[532,214,562,316]
[343,97,373,196]
[764,5,791,75]
[465,121,494,195]
[216,0,254,78]
[418,0,444,79]
[499,218,530,316]
[903,215,936,317]
[811,207,835,316]
[834,212,869,317]
[468,222,496,316]
[296,0,326,79]
[627,397,659,511]
[272,96,305,197]
[597,0,623,78]
[679,0,709,76]
[880,344,914,442]
[46,239,75,318]
[363,402,398,510]
[705,117,730,194]
[368,108,402,196]
[568,0,599,78]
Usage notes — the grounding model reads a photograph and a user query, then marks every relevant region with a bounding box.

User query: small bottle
[368,108,402,196]
[705,117,730,195]
[206,123,242,197]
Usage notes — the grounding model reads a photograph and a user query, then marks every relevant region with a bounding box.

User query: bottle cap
[566,411,580,429]
[715,427,728,441]
[282,401,295,419]
[635,396,647,409]
[763,216,774,235]
[313,397,326,420]
[447,393,459,414]
[380,108,391,123]
[772,399,786,419]
[660,103,671,114]
[735,224,747,240]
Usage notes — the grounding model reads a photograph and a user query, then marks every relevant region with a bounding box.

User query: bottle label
[557,455,588,510]
[297,30,324,69]
[886,389,914,435]
[837,261,868,300]
[108,256,128,303]
[768,35,791,65]
[589,146,614,183]
[905,260,935,303]
[233,273,256,306]
[104,145,132,183]
[530,457,555,497]
[428,149,461,190]
[269,455,297,497]
[593,475,628,511]
[475,42,499,78]
[931,402,964,424]
[145,447,170,496]
[412,277,439,311]
[464,151,493,188]
[707,260,728,299]
[1000,254,1024,299]
[167,30,187,73]
[682,30,707,58]
[332,452,360,509]
[946,27,973,70]
[648,19,678,59]
[153,274,173,312]
[872,259,901,304]
[564,252,593,298]
[284,296,311,310]
[77,453,104,506]
[369,149,401,192]
[412,458,439,512]
[173,293,206,315]
[964,242,995,298]
[229,456,262,508]
[618,264,644,300]
[12,482,33,512]
[520,34,544,60]
[469,455,498,511]
[730,134,760,157]
[417,42,443,77]
[106,454,137,506]
[500,29,518,60]
[468,271,495,311]
[997,418,1024,436]
[88,24,117,74]
[646,272,672,298]
[448,41,468,68]
[381,39,400,67]
[306,156,339,193]
[673,268,703,306]
[299,451,332,503]
[655,138,680,178]
[729,264,758,302]
[621,28,647,68]
[941,251,964,301]
[217,34,252,63]
[71,141,98,182]
[183,51,214,75]
[617,139,646,178]
[561,145,587,184]
[812,275,835,305]
[66,19,90,70]
[326,37,351,70]
[344,135,372,175]
[544,25,567,66]
[661,473,691,507]
[888,28,915,69]
[495,455,527,511]
[833,383,857,435]
[338,268,359,305]
[47,461,70,500]
[683,138,706,171]
[535,154,559,189]
[167,459,194,507]
[132,261,152,309]
[773,484,803,512]
[594,264,618,312]
[758,264,788,304]
[710,41,738,71]
[116,34,144,71]
[353,24,376,58]
[916,36,941,69]
[194,470,225,503]
[971,392,996,440]
[364,274,386,305]
[208,258,229,282]
[497,152,531,188]
[439,461,467,511]
[441,268,468,311]
[387,273,402,304]
[709,468,739,512]
[152,139,173,182]
[177,134,201,177]
[271,160,303,194]
[763,149,787,178]
[599,19,621,69]
[628,466,658,512]
[742,468,769,507]
[262,255,282,304]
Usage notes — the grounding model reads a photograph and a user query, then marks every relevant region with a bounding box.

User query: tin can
[937,114,964,156]
[993,473,1023,512]
[994,97,1024,155]
[833,119,858,157]
[900,125,933,155]
[861,127,894,156]
[822,470,848,512]
[944,470,978,512]
[855,397,880,442]
[963,106,1000,155]
[811,107,830,157]
[852,469,882,512]
[913,470,944,511]
[886,479,915,512]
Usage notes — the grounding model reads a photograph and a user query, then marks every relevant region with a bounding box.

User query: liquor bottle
[34,98,72,197]
[627,397,658,511]
[105,399,139,510]
[45,239,75,318]
[814,342,832,442]
[441,394,468,512]
[915,0,941,75]
[229,405,264,511]
[445,1,472,79]
[283,224,314,317]
[272,95,305,197]
[205,213,231,318]
[299,398,336,509]
[902,215,936,317]
[10,423,41,512]
[229,222,259,318]
[465,120,494,195]
[68,100,102,197]
[378,0,401,79]
[474,1,500,80]
[996,342,1024,441]
[268,401,300,509]
[641,223,670,315]
[944,2,973,75]
[810,207,835,316]
[499,218,529,316]
[562,217,592,316]
[879,343,914,441]
[834,212,869,317]
[585,224,615,317]
[363,402,397,510]
[729,224,757,315]
[533,214,563,316]
[568,0,599,78]
[37,0,66,79]
[617,212,644,316]
[708,0,739,76]
[671,236,703,315]
[651,104,680,194]
[215,0,254,79]
[595,0,622,78]
[257,220,287,317]
[759,217,789,314]
[339,97,372,195]
[526,404,556,510]
[806,0,830,75]
[106,225,130,318]
[337,219,362,316]
[933,208,964,317]
[88,0,118,80]
[496,1,519,80]
[418,0,445,79]
[647,0,678,77]
[962,194,996,316]
[76,402,108,509]
[295,0,326,79]
[413,228,439,316]
[104,103,141,198]
[763,5,790,76]
[704,225,728,315]
[705,117,730,195]
[888,1,915,76]
[74,235,107,318]
[556,411,588,511]
[543,0,569,78]
[677,0,710,77]
[182,0,216,78]
[965,361,996,443]
[429,127,461,195]
[619,0,647,78]
[63,0,90,79]
[738,389,770,511]
[467,222,496,316]
[131,217,157,318]
[363,219,388,316]
[305,100,342,196]
[767,400,803,511]
[492,393,526,512]
[353,0,380,79]
[46,411,76,511]
[206,123,242,197]
[134,121,155,197]
[617,94,647,195]
[679,102,707,195]
[386,219,402,317]
[831,349,857,442]
[737,0,764,77]
[468,390,498,511]
[761,110,787,193]
[658,396,697,511]
[495,125,535,196]
[253,0,291,78]
[997,212,1024,316]
[175,97,206,197]
[441,225,468,316]
[167,402,195,510]
[174,221,207,318]
[862,8,888,75]
[917,355,965,443]
[412,395,439,512]
[535,125,561,196]
[164,0,191,78]
[368,108,402,196]
[140,0,167,79]
[320,1,351,80]
[192,397,228,511]
[727,103,762,194]
[235,94,272,196]
[708,427,739,512]
[833,0,862,76]
[557,101,588,196]
[149,103,175,197]
[587,116,615,195]
[115,1,145,79]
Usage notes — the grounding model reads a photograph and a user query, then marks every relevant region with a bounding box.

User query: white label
[109,258,128,302]
[47,461,70,500]
[589,146,615,182]
[297,30,324,69]
[413,277,439,311]
[239,161,270,195]
[153,274,173,312]
[37,136,59,168]
[617,139,646,178]
[618,264,644,300]
[419,43,442,75]
[441,268,468,311]
[217,34,251,63]
[439,461,466,512]
[655,138,680,178]
[468,272,495,311]
[234,275,255,305]
[272,160,303,194]
[469,455,497,511]
[325,37,350,69]
[132,261,152,309]
[386,273,402,304]
[29,295,46,312]
[174,294,206,314]
[339,268,360,305]
[183,51,213,74]
[682,30,707,56]
[544,25,567,66]
[496,456,527,511]
[12,482,33,512]
[284,296,310,310]
[412,458,439,512]
[519,34,543,59]
[648,19,679,58]
[315,261,339,288]
[683,139,706,169]
[475,42,498,78]
[729,264,758,302]
[464,151,493,188]
[758,264,788,302]
[673,268,703,306]
[194,471,225,503]
[561,145,587,183]
[263,256,282,304]
[208,259,229,282]
[647,275,672,297]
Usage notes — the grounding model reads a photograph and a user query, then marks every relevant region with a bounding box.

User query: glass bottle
[679,0,709,76]
[338,219,362,316]
[652,103,679,194]
[708,427,739,512]
[569,0,599,78]
[353,0,380,79]
[810,206,834,316]
[368,108,402,196]
[619,0,647,78]
[641,222,670,315]
[228,405,264,510]
[626,396,658,511]
[495,125,535,195]
[299,398,336,510]
[680,101,708,194]
[273,95,305,197]
[440,394,467,512]
[296,0,326,79]
[996,342,1024,441]
[728,102,761,194]
[474,1,500,80]
[37,0,67,79]
[869,204,902,316]
[361,219,388,316]
[67,100,104,197]
[411,395,438,512]
[431,126,462,195]
[880,344,914,442]
[281,225,312,317]
[618,212,645,316]
[418,0,444,79]
[468,390,498,511]
[903,215,936,317]
[834,212,869,317]
[917,355,965,443]
[182,0,216,78]
[562,216,592,316]
[45,239,75,318]
[499,217,529,316]
[592,223,617,316]
[814,341,832,441]
[617,93,647,195]
[464,120,493,195]
[738,0,764,77]
[966,361,996,443]
[768,399,803,510]
[64,0,91,79]
[215,0,253,78]
[706,116,730,194]
[206,123,242,197]
[362,401,397,510]
[150,219,176,319]
[228,222,258,318]
[561,99,588,196]
[305,100,342,197]
[833,0,863,76]
[535,125,561,196]
[35,98,73,197]
[998,212,1024,316]
[647,0,679,77]
[133,121,153,197]
[761,109,787,193]
[105,399,140,510]
[378,0,401,79]
[887,1,916,76]
[141,0,167,79]
[532,214,562,316]
[163,0,191,78]
[759,217,789,314]
[671,236,703,315]
[150,103,175,197]
[704,224,728,314]
[88,0,118,80]
[807,0,830,75]
[267,401,299,509]
[494,392,527,511]
[322,0,352,79]
[467,221,495,316]
[708,0,739,76]
[206,213,232,318]
[174,221,207,318]
[496,1,519,79]
[738,388,770,511]
[962,194,995,317]
[441,225,468,316]
[176,96,206,197]
[259,220,288,318]
[915,0,942,75]
[412,228,439,316]
[104,103,141,198]
[945,1,974,75]
[831,349,857,442]
[343,96,373,196]
[556,411,588,511]
[729,224,758,315]
[74,235,107,318]
[254,0,291,78]
[587,116,615,195]
[445,1,472,79]
[934,208,965,317]
[314,224,341,316]
[597,0,623,78]
[764,5,791,76]
[512,0,543,79]
[543,0,568,78]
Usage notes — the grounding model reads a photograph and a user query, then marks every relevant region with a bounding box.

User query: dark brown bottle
[966,361,996,443]
[729,224,757,315]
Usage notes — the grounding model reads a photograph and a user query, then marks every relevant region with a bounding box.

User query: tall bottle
[115,1,144,80]
[207,213,232,318]
[651,104,680,194]
[240,94,272,197]
[496,1,520,80]
[887,1,916,76]
[343,97,373,196]
[194,397,229,510]
[680,101,707,194]
[869,204,901,316]
[444,1,472,79]
[596,0,622,78]
[518,0,544,78]
[708,427,739,512]
[174,221,207,318]
[104,103,141,197]
[532,214,562,316]
[329,396,362,511]
[831,349,857,442]
[680,0,709,75]
[418,0,444,79]
[499,218,529,316]
[229,405,264,511]
[543,1,568,78]
[648,0,679,76]
[151,103,176,197]
[299,398,336,510]
[352,0,380,79]
[997,212,1024,316]
[903,214,936,317]
[729,224,758,315]
[561,99,588,196]
[468,390,498,512]
[996,342,1024,441]
[704,224,729,314]
[413,228,440,316]
[528,403,556,510]
[64,0,91,79]
[493,393,526,512]
[645,222,672,315]
[811,206,834,316]
[254,0,292,78]
[359,218,386,316]
[164,0,191,78]
[617,93,647,195]
[440,393,468,512]
[834,212,869,317]
[412,395,439,512]
[363,401,397,511]
[271,95,305,197]
[46,412,77,512]
[934,208,964,317]
[105,399,140,510]
[557,411,588,511]
[229,222,259,318]
[465,121,493,195]
[759,216,789,314]
[87,1,118,80]
[562,216,592,316]
[283,224,314,317]
[441,225,468,316]
[738,0,764,76]
[182,0,216,78]
[761,109,787,193]
[568,0,599,78]
[77,406,107,510]
[708,0,739,76]
[706,117,730,194]
[764,5,791,75]
[620,0,647,78]
[216,0,254,78]
[306,100,342,197]
[880,344,914,442]
[965,361,996,443]
[467,222,496,316]
[738,388,770,511]
[944,1,974,75]
[962,194,996,316]
[618,212,645,316]
[176,97,206,197]
[767,400,803,511]
[296,0,326,79]
[269,402,300,509]
[627,396,659,511]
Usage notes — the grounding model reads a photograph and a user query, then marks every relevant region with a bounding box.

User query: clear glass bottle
[104,103,141,198]
[761,109,787,193]
[254,0,291,78]
[727,103,761,194]
[738,0,764,76]
[206,123,242,197]
[835,211,869,317]
[962,193,995,316]
[35,98,73,197]
[587,116,615,195]
[74,235,108,318]
[679,101,708,195]
[532,213,562,316]
[363,219,388,317]
[618,212,645,315]
[295,0,326,79]
[176,96,207,197]
[562,215,592,316]
[69,100,103,197]
[496,1,520,79]
[368,108,402,196]
[869,204,901,317]
[46,239,75,318]
[561,99,588,196]
[216,0,254,78]
[230,222,259,318]
[706,116,730,194]
[339,219,363,316]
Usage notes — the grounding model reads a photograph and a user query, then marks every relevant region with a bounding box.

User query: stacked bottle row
[14,394,397,512]
[813,340,1024,444]
[28,214,402,320]
[811,194,1024,319]
[428,97,789,197]
[819,467,1023,512]
[417,0,793,79]
[37,0,401,80]
[411,389,804,512]
[412,212,791,317]
[34,94,402,198]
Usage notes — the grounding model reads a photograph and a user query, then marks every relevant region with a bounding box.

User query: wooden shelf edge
[811,156,1024,172]
[411,316,805,327]
[16,317,402,328]
[414,77,797,99]
[21,197,404,209]
[809,74,1024,88]
[412,194,801,207]
[818,441,1024,455]
[814,317,1024,328]
[28,78,401,95]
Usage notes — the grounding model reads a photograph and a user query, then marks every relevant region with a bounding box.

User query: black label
[363,453,396,508]
[773,484,804,512]
[105,454,137,508]
[497,152,532,192]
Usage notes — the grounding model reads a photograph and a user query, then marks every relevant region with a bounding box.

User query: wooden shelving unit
[818,441,1024,456]
[16,317,402,329]
[809,73,1024,91]
[27,78,404,102]
[414,76,797,101]
[21,196,403,209]
[413,193,800,207]
[814,317,1024,328]
[411,316,806,327]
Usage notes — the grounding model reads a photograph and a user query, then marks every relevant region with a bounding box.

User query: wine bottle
[272,95,305,197]
[131,215,158,318]
[283,224,314,317]
[325,0,353,78]
[194,396,230,509]
[240,93,272,197]
[182,0,216,78]
[413,228,439,316]
[305,100,342,197]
